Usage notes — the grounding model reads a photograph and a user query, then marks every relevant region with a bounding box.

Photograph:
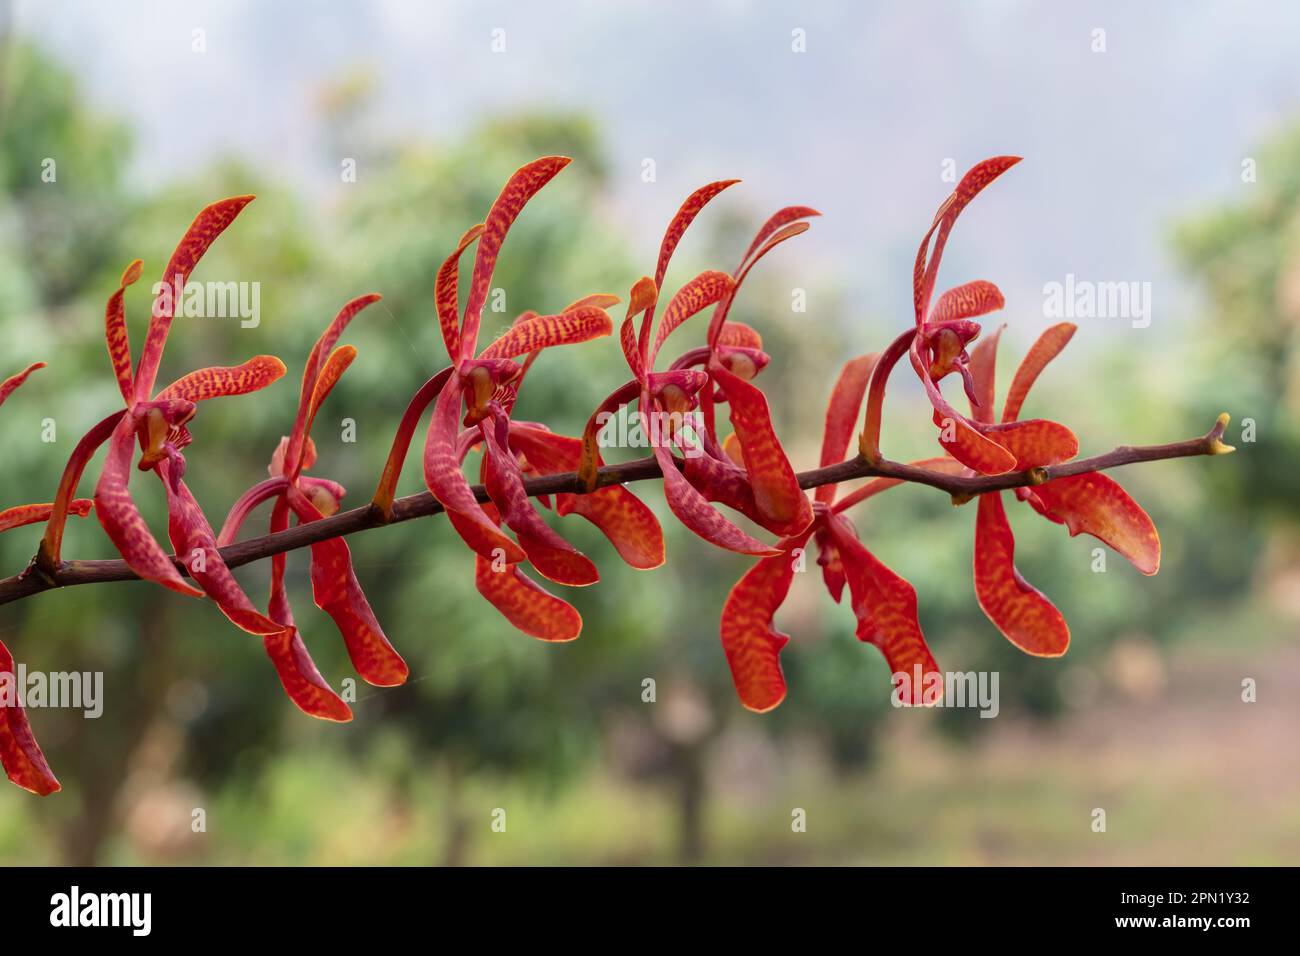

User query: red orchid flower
[368,157,616,592]
[436,299,664,641]
[719,354,964,712]
[579,184,815,556]
[966,323,1160,654]
[860,157,1077,477]
[1,362,93,795]
[37,198,289,646]
[668,201,819,539]
[219,295,407,721]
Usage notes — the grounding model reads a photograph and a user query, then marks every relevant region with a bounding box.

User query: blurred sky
[16,0,1300,345]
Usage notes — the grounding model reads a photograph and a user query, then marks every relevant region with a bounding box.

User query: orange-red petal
[93,417,202,597]
[436,224,483,366]
[649,270,735,367]
[286,486,410,685]
[0,639,60,795]
[475,551,582,642]
[720,530,813,712]
[653,441,779,556]
[135,195,254,400]
[818,354,878,503]
[164,477,286,635]
[828,515,941,705]
[983,418,1079,469]
[104,259,143,401]
[915,157,1021,324]
[0,500,91,534]
[262,626,353,721]
[974,492,1070,655]
[157,355,287,403]
[0,362,44,408]
[1001,323,1077,423]
[423,377,526,564]
[461,157,571,361]
[929,279,1005,325]
[506,425,665,570]
[707,356,810,532]
[482,424,598,586]
[479,305,613,359]
[1019,473,1160,575]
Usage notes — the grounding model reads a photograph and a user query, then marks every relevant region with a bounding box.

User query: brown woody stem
[0,414,1233,607]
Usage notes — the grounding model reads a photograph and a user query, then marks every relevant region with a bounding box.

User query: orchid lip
[719,348,768,379]
[459,359,523,424]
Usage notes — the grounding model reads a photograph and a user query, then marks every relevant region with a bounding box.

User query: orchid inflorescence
[0,156,1231,795]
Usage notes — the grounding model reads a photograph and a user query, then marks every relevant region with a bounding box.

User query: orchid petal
[461,157,571,362]
[721,431,744,466]
[296,346,356,465]
[929,279,1005,325]
[482,424,598,586]
[649,270,735,367]
[715,321,763,351]
[506,425,664,569]
[38,410,127,568]
[0,640,60,795]
[1002,323,1077,423]
[262,626,354,721]
[282,486,409,685]
[563,293,621,312]
[423,377,525,563]
[653,180,739,293]
[436,224,483,366]
[476,556,582,641]
[828,515,941,705]
[707,219,811,347]
[720,530,813,712]
[620,314,646,384]
[104,259,143,401]
[93,417,202,597]
[817,354,877,504]
[279,293,381,474]
[738,206,820,270]
[0,500,91,533]
[479,305,613,359]
[982,419,1079,469]
[372,366,454,518]
[259,495,354,720]
[0,362,44,408]
[681,451,811,537]
[135,195,254,400]
[911,339,1017,473]
[966,323,1004,423]
[164,477,286,635]
[473,502,582,644]
[651,440,779,556]
[915,157,1020,325]
[157,355,286,403]
[1019,473,1160,575]
[974,492,1070,655]
[707,356,811,532]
